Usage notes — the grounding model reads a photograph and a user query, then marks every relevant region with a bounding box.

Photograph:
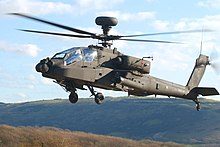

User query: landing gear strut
[57,81,79,104]
[193,99,201,111]
[87,85,104,104]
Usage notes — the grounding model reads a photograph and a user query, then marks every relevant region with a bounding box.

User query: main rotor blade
[118,38,181,44]
[120,29,213,38]
[19,29,92,38]
[9,13,96,36]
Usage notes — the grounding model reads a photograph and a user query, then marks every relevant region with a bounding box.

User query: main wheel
[94,93,104,104]
[69,92,78,103]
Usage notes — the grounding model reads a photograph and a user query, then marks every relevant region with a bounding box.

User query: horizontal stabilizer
[190,87,219,96]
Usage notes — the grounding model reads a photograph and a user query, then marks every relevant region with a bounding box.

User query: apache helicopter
[10,13,219,110]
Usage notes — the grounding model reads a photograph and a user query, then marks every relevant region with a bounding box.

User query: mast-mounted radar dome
[95,16,118,27]
[95,16,118,36]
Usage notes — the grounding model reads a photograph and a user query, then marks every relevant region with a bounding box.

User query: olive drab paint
[10,13,219,111]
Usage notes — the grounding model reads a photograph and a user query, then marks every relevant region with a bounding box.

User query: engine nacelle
[114,55,151,74]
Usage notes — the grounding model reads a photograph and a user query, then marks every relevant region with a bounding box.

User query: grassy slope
[0,97,220,145]
[0,125,183,147]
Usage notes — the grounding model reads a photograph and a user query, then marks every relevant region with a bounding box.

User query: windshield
[65,49,82,65]
[83,47,97,62]
[53,48,76,59]
[52,47,97,65]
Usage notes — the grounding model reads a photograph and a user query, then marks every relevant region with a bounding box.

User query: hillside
[0,125,183,147]
[0,97,220,145]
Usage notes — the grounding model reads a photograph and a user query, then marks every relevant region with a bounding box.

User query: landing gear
[56,80,79,104]
[95,93,104,104]
[56,80,104,104]
[88,85,104,104]
[193,99,201,111]
[69,92,78,103]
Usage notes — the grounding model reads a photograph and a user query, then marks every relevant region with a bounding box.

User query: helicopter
[10,13,219,111]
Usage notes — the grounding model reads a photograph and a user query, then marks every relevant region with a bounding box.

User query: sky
[0,0,220,103]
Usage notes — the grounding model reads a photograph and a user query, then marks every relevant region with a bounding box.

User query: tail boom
[186,54,210,90]
[118,54,218,110]
[183,54,219,110]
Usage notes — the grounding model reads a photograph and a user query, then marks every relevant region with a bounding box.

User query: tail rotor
[209,49,220,75]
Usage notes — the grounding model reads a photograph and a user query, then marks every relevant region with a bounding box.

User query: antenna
[199,27,204,55]
[200,39,203,55]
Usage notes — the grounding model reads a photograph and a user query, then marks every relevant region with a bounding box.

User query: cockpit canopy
[52,47,97,65]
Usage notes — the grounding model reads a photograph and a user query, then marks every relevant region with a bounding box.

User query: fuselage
[35,45,219,110]
[36,45,189,97]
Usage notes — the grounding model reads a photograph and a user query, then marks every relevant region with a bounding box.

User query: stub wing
[189,87,219,96]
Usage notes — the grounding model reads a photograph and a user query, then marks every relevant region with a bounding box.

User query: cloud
[41,78,54,85]
[26,74,39,84]
[145,0,157,2]
[97,11,156,21]
[0,40,41,57]
[24,74,54,89]
[16,92,28,98]
[172,15,220,54]
[151,20,170,31]
[0,0,126,17]
[0,66,43,91]
[0,0,73,15]
[198,0,220,9]
[76,0,124,10]
[138,14,220,79]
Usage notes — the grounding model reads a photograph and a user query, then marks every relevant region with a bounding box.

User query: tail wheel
[193,99,201,111]
[94,93,104,104]
[69,92,78,103]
